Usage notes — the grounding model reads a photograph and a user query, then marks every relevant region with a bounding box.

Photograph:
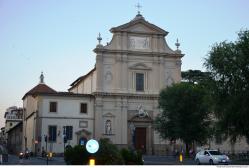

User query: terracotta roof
[22,83,57,100]
[69,67,96,89]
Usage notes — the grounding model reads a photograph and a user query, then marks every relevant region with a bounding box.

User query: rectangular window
[63,126,73,140]
[48,125,57,142]
[49,102,57,112]
[136,73,144,91]
[80,103,87,114]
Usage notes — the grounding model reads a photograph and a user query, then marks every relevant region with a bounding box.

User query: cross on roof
[135,2,142,14]
[97,33,102,45]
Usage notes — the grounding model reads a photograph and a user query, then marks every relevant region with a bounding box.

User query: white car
[195,150,230,165]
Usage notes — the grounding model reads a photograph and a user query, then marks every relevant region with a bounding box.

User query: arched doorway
[79,137,88,146]
[75,129,91,145]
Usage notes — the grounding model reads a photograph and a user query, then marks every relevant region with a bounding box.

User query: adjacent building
[4,106,23,133]
[6,122,23,154]
[0,127,6,145]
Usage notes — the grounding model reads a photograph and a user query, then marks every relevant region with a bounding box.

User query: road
[1,154,249,165]
[143,155,195,165]
[1,154,65,165]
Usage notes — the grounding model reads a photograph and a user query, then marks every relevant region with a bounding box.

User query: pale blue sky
[0,0,249,127]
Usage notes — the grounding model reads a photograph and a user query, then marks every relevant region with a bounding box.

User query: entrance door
[135,127,146,153]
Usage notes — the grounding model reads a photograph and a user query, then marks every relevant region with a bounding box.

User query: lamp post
[44,135,48,165]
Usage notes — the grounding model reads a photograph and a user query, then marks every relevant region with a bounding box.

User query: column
[94,97,103,138]
[96,53,103,92]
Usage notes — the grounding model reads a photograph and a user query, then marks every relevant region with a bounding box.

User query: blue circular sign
[86,139,99,154]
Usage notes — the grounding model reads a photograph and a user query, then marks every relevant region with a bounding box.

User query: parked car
[195,149,230,165]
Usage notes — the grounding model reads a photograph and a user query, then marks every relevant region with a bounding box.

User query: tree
[95,138,124,165]
[64,138,124,165]
[155,83,211,155]
[204,30,249,143]
[64,145,90,165]
[182,70,211,84]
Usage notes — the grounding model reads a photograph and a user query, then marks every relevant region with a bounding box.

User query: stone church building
[68,13,183,154]
[22,13,249,155]
[22,13,183,155]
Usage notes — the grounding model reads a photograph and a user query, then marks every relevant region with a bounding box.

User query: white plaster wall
[38,96,94,153]
[40,117,94,153]
[26,115,35,151]
[22,96,38,151]
[40,96,94,118]
[24,96,38,117]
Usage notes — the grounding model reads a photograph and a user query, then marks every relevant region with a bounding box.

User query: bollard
[89,158,95,165]
[179,153,183,162]
[49,152,53,158]
[0,154,2,164]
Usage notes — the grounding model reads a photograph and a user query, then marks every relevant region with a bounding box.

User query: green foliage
[64,138,145,165]
[64,145,90,165]
[120,148,143,165]
[204,29,249,143]
[155,83,212,153]
[95,138,124,165]
[182,70,211,85]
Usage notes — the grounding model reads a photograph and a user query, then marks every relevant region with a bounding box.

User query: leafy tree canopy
[155,82,212,154]
[204,30,249,142]
[182,70,211,85]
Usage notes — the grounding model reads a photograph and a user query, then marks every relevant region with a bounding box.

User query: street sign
[86,139,99,154]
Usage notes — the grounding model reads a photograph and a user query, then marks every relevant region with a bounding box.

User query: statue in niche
[136,104,149,118]
[105,120,112,135]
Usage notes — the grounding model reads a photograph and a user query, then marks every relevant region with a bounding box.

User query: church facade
[22,13,249,155]
[68,13,183,154]
[22,13,183,155]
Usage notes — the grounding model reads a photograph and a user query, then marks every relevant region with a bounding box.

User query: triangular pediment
[110,15,168,36]
[129,63,152,70]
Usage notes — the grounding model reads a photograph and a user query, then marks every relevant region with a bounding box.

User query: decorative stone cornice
[93,48,184,58]
[93,92,159,100]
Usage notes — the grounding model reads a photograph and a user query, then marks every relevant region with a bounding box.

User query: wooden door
[135,127,146,153]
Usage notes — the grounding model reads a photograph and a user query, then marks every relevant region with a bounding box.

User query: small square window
[49,102,57,112]
[80,103,87,114]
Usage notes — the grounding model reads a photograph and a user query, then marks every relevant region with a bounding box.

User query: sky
[0,0,249,128]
